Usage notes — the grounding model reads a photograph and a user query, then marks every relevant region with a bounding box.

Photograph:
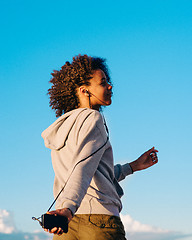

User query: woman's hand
[44,208,73,235]
[129,147,158,172]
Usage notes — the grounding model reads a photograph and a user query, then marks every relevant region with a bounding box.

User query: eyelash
[101,81,107,86]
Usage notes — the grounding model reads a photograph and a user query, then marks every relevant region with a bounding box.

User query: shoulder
[75,108,107,140]
[75,108,103,126]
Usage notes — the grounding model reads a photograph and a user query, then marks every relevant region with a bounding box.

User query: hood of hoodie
[41,108,90,150]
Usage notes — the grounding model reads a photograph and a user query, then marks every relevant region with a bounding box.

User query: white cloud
[120,213,167,233]
[0,209,17,234]
[120,214,192,240]
[0,209,52,239]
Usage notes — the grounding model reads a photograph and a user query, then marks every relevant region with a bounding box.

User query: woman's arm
[114,147,158,182]
[129,147,158,173]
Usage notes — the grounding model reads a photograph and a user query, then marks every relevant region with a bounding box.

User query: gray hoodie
[42,108,133,216]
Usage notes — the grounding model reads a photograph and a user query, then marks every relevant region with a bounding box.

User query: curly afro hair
[48,54,112,117]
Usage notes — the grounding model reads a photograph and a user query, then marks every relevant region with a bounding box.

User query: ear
[79,86,90,96]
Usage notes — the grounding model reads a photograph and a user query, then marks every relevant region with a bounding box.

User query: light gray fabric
[42,108,133,216]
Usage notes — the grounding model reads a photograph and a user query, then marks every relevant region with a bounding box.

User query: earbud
[85,90,90,96]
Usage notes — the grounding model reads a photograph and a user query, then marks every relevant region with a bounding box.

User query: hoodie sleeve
[114,163,133,182]
[54,111,108,215]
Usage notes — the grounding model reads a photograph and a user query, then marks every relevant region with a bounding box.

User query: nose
[107,83,112,90]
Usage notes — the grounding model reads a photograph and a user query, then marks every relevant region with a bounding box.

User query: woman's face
[87,69,112,110]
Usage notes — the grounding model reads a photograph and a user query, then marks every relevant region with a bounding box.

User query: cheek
[96,87,105,95]
[101,90,107,98]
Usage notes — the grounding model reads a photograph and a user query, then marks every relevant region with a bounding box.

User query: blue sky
[0,0,192,239]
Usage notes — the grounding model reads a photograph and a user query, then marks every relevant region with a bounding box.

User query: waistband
[73,214,123,228]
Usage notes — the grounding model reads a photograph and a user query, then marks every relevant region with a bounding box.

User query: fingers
[145,147,159,164]
[49,227,58,233]
[147,146,158,154]
[46,211,57,215]
[48,208,73,223]
[44,227,63,236]
[50,227,63,235]
[150,151,158,163]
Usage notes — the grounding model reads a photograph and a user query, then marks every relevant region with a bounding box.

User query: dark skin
[129,147,158,172]
[44,147,158,236]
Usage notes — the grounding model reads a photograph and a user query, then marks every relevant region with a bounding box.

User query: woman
[42,54,158,240]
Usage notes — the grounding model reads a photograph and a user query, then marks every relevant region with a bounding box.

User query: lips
[107,91,112,97]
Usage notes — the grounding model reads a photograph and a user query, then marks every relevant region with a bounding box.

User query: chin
[106,100,112,106]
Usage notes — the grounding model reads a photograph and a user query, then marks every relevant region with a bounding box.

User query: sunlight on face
[87,69,112,110]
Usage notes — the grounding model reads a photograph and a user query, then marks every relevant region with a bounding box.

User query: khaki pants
[53,214,127,240]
